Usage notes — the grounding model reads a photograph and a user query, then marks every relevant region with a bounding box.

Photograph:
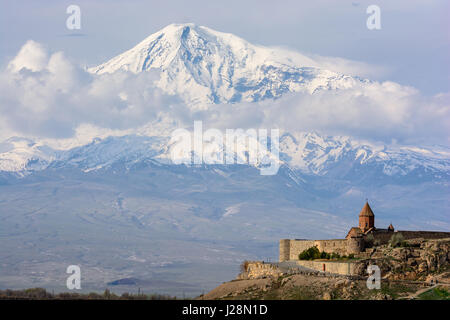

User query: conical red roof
[359,201,374,217]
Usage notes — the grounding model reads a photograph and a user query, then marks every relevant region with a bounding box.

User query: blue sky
[0,0,448,145]
[1,0,449,95]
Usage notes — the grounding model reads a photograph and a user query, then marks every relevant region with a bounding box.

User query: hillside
[202,238,450,300]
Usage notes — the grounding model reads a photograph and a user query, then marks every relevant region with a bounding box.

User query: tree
[389,233,405,248]
[298,246,321,260]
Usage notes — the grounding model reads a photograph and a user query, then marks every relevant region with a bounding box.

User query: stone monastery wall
[280,231,450,262]
[280,239,349,262]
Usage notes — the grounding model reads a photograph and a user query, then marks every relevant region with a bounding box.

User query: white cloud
[0,41,449,147]
[308,54,390,79]
[193,82,449,145]
[7,40,48,73]
[0,41,181,140]
[271,46,390,79]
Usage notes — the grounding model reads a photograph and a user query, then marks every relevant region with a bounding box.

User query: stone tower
[347,236,364,254]
[359,201,374,232]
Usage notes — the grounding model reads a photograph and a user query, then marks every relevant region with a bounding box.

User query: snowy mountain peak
[90,23,261,74]
[0,137,55,173]
[89,23,362,106]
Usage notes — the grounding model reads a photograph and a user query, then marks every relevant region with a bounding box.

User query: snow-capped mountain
[1,133,448,182]
[279,132,450,177]
[89,23,364,107]
[1,23,448,180]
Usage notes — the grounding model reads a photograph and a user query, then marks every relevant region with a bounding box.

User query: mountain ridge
[1,133,448,184]
[88,23,366,106]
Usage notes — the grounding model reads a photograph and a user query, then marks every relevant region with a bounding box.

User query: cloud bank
[0,41,448,147]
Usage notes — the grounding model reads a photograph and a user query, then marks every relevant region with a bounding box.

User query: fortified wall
[237,261,284,279]
[239,260,361,279]
[279,231,450,262]
[279,239,353,261]
[371,230,450,245]
[279,202,450,263]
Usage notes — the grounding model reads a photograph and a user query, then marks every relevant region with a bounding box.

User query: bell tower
[359,201,375,232]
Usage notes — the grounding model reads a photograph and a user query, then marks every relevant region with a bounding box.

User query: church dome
[359,201,374,217]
